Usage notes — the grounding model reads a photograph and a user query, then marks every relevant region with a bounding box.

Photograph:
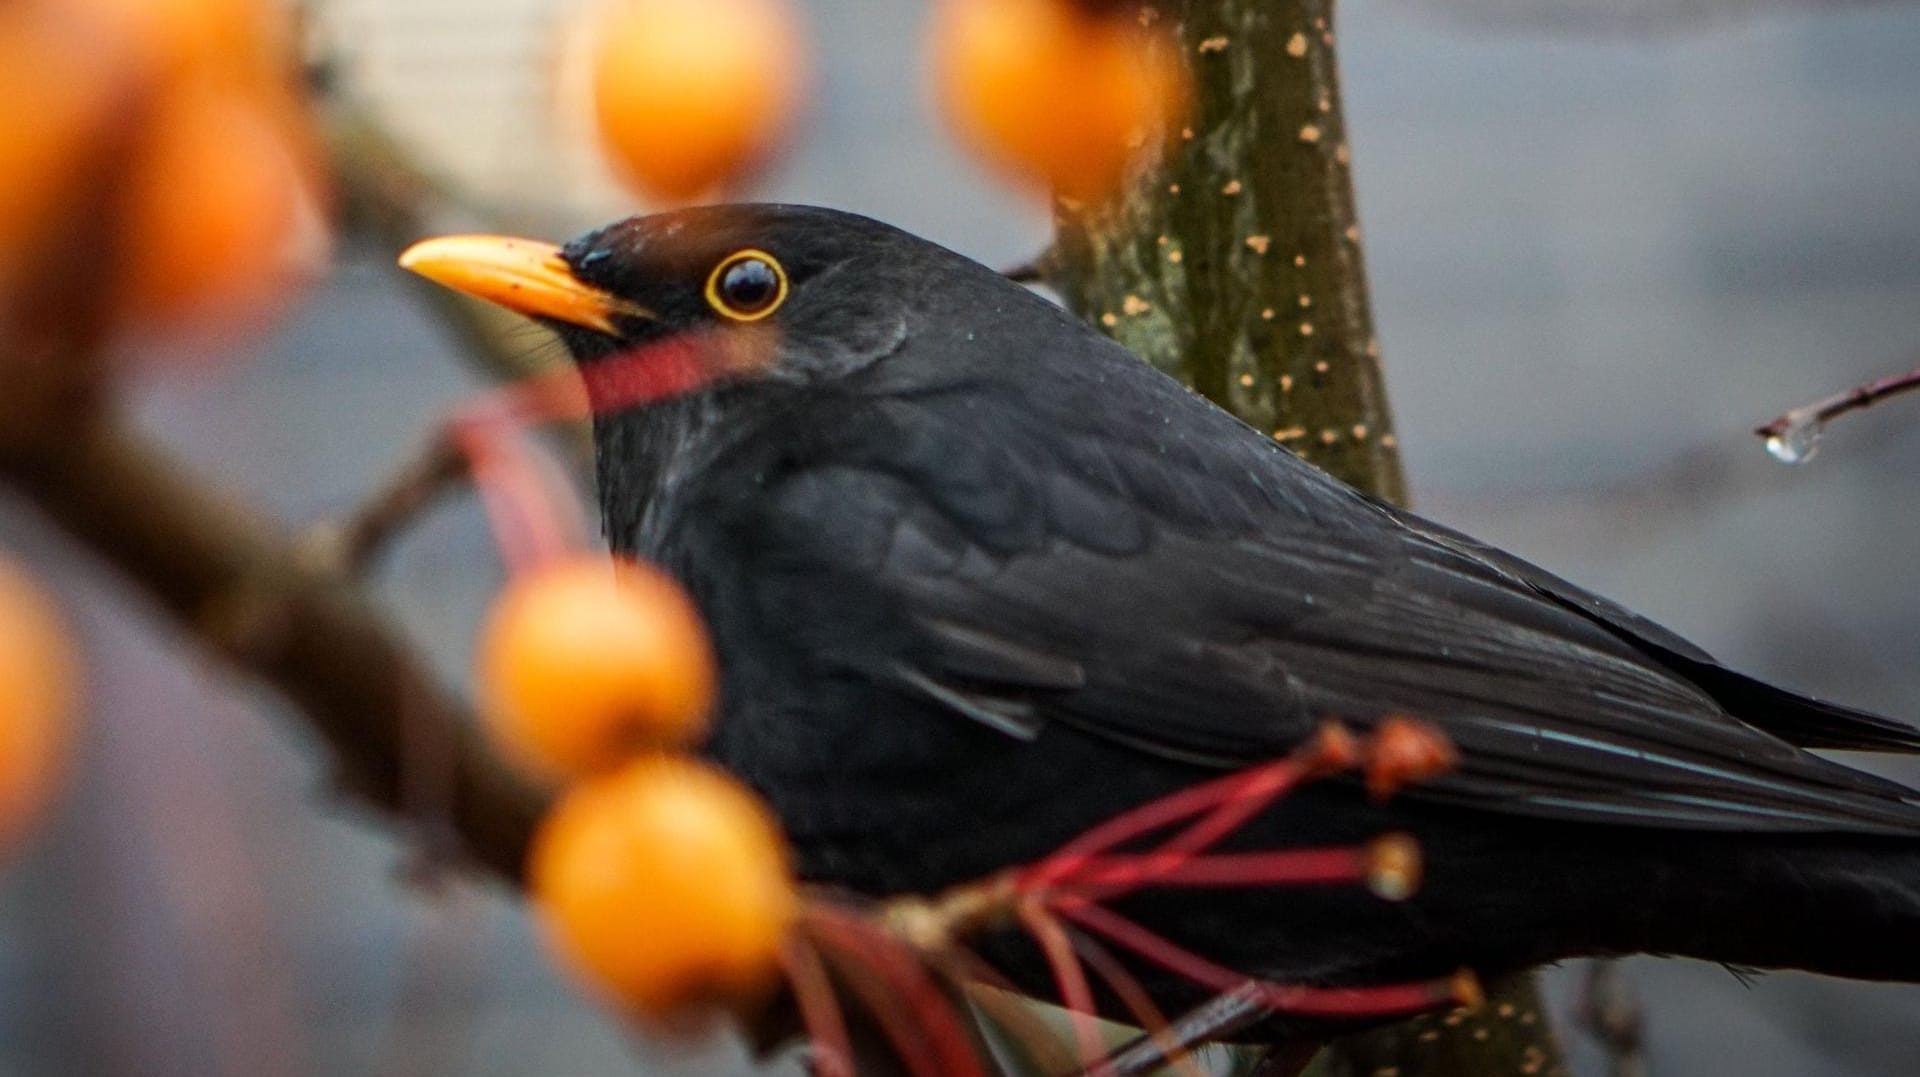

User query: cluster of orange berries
[476,555,796,1027]
[0,0,325,344]
[573,0,1189,205]
[0,0,327,866]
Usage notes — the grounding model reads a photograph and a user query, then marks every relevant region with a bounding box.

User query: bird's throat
[591,396,709,558]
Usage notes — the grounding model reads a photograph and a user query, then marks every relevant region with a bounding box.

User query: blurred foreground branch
[0,416,547,882]
[0,97,566,887]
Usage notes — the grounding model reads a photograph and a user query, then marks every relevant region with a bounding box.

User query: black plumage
[433,204,1920,1027]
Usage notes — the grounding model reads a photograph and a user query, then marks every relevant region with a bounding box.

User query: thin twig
[1754,365,1920,441]
[1088,983,1270,1077]
[303,433,470,575]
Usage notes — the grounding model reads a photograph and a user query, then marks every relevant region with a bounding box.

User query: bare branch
[1754,363,1920,459]
[1093,985,1270,1077]
[303,432,471,576]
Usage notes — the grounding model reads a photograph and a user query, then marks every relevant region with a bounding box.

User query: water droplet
[1763,413,1824,465]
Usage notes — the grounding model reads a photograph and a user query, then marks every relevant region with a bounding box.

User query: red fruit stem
[1055,846,1370,901]
[803,918,949,1077]
[1025,755,1313,889]
[1066,928,1211,1077]
[780,937,855,1077]
[804,906,991,1077]
[449,422,544,572]
[1061,902,1460,1019]
[1020,901,1112,1076]
[448,417,576,572]
[1028,725,1364,894]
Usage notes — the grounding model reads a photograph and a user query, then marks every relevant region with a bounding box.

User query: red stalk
[1019,901,1111,1076]
[1062,903,1462,1020]
[1066,928,1210,1077]
[1055,846,1370,899]
[1025,757,1310,890]
[804,906,989,1077]
[780,936,854,1077]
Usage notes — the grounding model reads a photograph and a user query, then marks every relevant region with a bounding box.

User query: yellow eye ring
[705,250,788,321]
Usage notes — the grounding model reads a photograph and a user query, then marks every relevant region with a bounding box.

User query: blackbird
[402,205,1920,1029]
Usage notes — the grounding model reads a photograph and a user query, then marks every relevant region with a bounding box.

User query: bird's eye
[705,250,788,321]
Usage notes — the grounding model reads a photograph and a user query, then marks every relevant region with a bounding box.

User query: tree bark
[1046,2,1566,1074]
[1048,0,1404,503]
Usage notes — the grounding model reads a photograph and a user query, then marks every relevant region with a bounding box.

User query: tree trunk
[1045,2,1567,1074]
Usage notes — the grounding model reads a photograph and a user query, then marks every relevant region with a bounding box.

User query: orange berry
[0,7,122,302]
[1364,716,1457,803]
[478,556,717,779]
[116,80,326,336]
[932,0,1188,203]
[576,0,807,202]
[530,755,795,1025]
[71,0,294,93]
[0,561,77,854]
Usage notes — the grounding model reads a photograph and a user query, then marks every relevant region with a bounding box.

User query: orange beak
[396,235,652,335]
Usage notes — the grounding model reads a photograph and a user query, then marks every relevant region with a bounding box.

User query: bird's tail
[1613,834,1920,981]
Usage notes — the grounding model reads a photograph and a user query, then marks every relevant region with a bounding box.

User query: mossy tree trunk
[1048,0,1404,503]
[1045,2,1567,1074]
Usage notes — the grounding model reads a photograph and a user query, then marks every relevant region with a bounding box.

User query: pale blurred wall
[2,2,1918,1075]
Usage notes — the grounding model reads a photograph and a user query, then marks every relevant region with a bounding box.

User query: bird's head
[399,204,953,402]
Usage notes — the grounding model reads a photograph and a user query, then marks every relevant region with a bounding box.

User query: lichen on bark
[1046,0,1404,504]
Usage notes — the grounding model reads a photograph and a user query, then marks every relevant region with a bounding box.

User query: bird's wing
[736,367,1920,838]
[1395,510,1920,753]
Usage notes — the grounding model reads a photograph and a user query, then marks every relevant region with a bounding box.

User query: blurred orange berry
[1365,715,1458,803]
[932,0,1188,203]
[115,81,325,337]
[478,556,717,780]
[72,0,293,93]
[0,0,323,343]
[530,754,795,1025]
[577,0,807,202]
[0,560,77,855]
[0,7,121,302]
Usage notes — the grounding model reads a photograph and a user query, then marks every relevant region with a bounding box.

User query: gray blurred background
[2,0,1918,1073]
